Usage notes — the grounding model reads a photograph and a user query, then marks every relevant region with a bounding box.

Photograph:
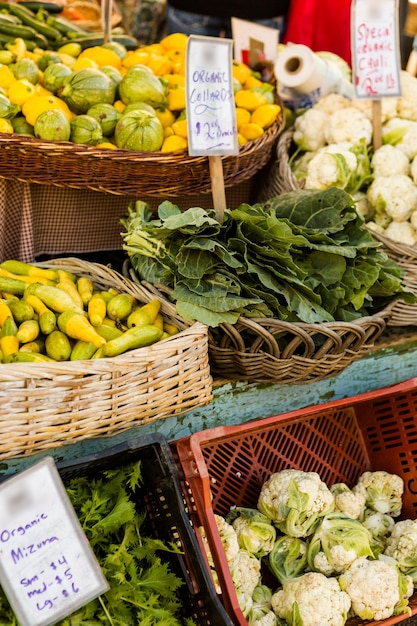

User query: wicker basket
[0,109,284,197]
[0,257,213,461]
[207,310,392,384]
[261,127,417,327]
[364,230,417,327]
[122,261,392,385]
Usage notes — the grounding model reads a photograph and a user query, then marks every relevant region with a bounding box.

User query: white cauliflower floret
[229,549,262,616]
[366,175,417,223]
[361,509,395,555]
[214,514,240,561]
[382,116,416,147]
[331,483,366,519]
[313,93,351,116]
[257,469,334,538]
[271,572,351,626]
[312,545,358,576]
[384,519,417,581]
[304,149,357,190]
[371,144,410,178]
[293,108,329,152]
[352,471,404,517]
[393,124,417,160]
[338,556,413,621]
[351,191,374,221]
[397,71,417,121]
[324,107,373,146]
[366,221,385,234]
[384,221,417,246]
[352,96,398,123]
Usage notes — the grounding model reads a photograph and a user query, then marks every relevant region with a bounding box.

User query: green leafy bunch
[121,187,415,328]
[0,461,195,626]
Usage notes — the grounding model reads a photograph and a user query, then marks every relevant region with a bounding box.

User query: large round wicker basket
[0,258,213,461]
[0,108,285,197]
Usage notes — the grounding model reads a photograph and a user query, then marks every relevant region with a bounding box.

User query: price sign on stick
[351,0,401,150]
[0,457,109,626]
[186,35,238,221]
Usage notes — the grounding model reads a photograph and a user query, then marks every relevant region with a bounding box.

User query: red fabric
[283,0,352,66]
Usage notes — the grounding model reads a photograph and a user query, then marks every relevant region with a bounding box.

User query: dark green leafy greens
[0,462,196,626]
[121,188,415,328]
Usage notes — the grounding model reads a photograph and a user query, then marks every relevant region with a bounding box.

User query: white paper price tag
[351,0,401,98]
[0,457,109,626]
[186,35,238,156]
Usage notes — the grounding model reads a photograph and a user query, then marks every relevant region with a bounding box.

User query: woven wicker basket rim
[0,105,285,196]
[0,257,213,460]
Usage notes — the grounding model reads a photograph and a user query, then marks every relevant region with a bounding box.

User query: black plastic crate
[48,433,233,626]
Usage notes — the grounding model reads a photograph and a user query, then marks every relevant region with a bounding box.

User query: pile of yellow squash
[0,32,281,152]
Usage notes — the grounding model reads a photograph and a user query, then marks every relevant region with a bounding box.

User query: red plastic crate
[171,377,417,626]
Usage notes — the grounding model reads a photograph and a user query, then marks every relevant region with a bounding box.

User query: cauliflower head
[384,221,417,246]
[304,148,357,191]
[268,535,308,585]
[271,571,351,626]
[338,555,413,621]
[248,584,277,626]
[313,93,351,116]
[384,518,417,583]
[324,107,373,146]
[227,507,276,557]
[366,175,417,223]
[293,108,329,152]
[352,471,404,517]
[214,513,240,561]
[361,509,395,556]
[307,512,373,576]
[228,549,262,617]
[257,469,335,538]
[331,482,366,520]
[371,144,410,178]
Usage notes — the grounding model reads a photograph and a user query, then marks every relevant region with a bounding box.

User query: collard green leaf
[121,190,415,328]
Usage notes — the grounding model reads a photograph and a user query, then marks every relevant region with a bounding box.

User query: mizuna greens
[0,462,196,626]
[121,187,414,328]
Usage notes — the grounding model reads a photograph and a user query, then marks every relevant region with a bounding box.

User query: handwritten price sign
[0,458,108,626]
[351,0,401,98]
[186,35,238,156]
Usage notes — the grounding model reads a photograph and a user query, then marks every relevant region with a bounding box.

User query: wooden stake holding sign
[186,36,239,222]
[102,0,112,43]
[350,0,402,151]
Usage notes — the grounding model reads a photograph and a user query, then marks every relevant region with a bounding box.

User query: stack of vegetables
[0,455,200,625]
[205,469,417,626]
[121,187,415,330]
[0,22,281,151]
[0,259,175,364]
[287,69,417,247]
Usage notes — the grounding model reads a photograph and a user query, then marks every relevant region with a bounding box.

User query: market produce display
[0,18,281,152]
[0,259,175,363]
[0,442,208,625]
[287,70,417,247]
[121,187,415,328]
[204,469,416,625]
